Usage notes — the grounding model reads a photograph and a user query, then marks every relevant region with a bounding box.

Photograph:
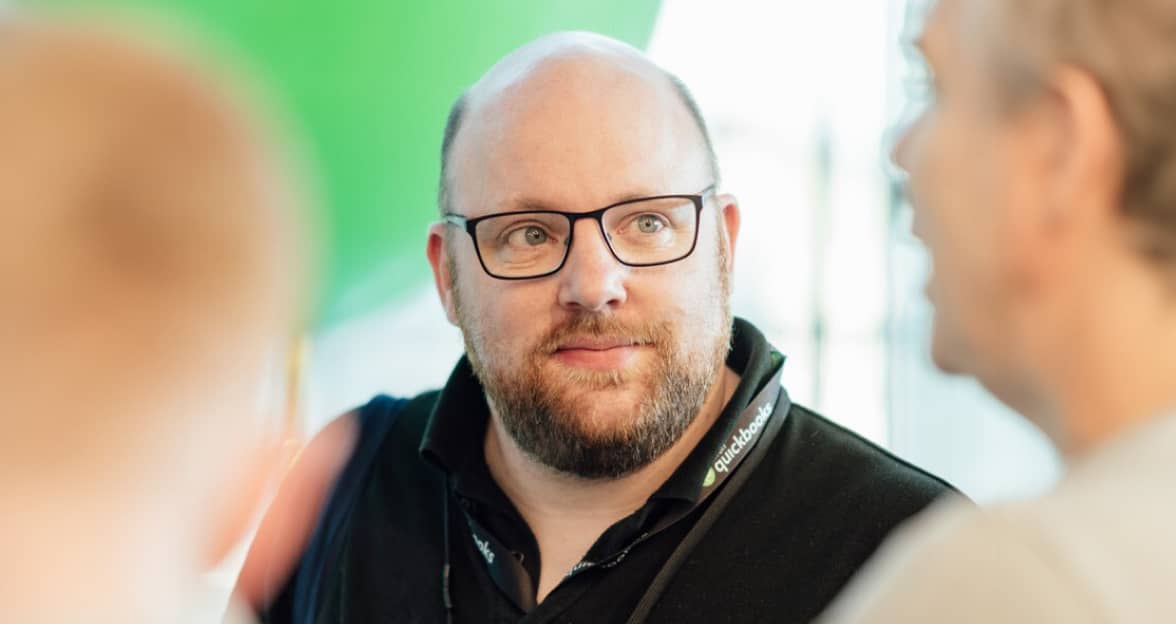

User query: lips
[555,336,646,351]
[551,335,650,370]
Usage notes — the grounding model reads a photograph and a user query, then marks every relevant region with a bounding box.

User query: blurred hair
[990,0,1176,262]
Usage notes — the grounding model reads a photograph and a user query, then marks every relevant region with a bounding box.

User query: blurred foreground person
[0,16,311,624]
[822,0,1176,621]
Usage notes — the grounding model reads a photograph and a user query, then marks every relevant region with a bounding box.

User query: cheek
[645,249,727,333]
[459,274,551,351]
[911,113,1008,277]
[909,115,1017,369]
[908,115,972,241]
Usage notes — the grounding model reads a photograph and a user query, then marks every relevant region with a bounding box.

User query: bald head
[439,32,718,216]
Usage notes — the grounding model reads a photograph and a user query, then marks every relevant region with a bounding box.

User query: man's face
[436,56,737,479]
[894,0,1048,386]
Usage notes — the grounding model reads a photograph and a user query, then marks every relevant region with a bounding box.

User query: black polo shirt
[261,318,957,623]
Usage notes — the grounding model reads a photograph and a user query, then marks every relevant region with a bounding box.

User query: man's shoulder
[646,403,961,623]
[770,402,959,510]
[818,499,1100,624]
[360,389,442,431]
[352,389,443,467]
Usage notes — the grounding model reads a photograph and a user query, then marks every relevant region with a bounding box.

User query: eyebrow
[501,197,556,213]
[499,189,665,214]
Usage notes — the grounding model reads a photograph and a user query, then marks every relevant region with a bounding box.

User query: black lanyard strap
[625,387,792,624]
[456,361,789,613]
[565,362,788,576]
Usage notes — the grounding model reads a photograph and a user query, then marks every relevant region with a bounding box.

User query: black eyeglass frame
[442,184,718,280]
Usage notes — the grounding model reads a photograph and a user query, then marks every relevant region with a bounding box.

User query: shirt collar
[1069,410,1176,483]
[419,355,499,506]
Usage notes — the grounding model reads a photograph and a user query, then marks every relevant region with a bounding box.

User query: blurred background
[19,0,1060,611]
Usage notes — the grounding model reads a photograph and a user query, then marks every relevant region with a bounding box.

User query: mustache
[535,314,671,355]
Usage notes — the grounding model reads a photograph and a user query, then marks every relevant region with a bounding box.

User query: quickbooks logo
[711,402,773,476]
[472,533,495,564]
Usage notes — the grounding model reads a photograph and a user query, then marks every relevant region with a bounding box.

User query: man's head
[0,17,305,619]
[426,32,740,479]
[896,0,1176,425]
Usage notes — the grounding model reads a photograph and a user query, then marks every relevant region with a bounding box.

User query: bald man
[0,17,307,624]
[240,32,954,624]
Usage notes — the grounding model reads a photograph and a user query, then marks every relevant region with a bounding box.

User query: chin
[575,409,639,439]
[929,328,969,376]
[545,357,653,389]
[558,385,647,422]
[566,383,645,411]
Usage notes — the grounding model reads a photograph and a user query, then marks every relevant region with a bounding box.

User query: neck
[483,365,740,598]
[1038,256,1176,459]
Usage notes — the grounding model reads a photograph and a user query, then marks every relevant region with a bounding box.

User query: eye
[508,225,549,246]
[635,214,666,234]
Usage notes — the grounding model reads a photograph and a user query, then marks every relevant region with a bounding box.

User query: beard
[453,240,733,480]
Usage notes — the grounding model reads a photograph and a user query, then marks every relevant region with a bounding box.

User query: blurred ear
[427,223,459,325]
[1011,64,1123,289]
[1037,65,1123,232]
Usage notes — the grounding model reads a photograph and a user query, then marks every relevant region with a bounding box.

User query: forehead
[448,54,712,215]
[919,0,1004,65]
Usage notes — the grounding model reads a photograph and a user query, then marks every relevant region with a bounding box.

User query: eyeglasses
[443,185,717,280]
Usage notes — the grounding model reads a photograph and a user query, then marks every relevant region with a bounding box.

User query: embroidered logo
[472,533,495,565]
[711,401,773,475]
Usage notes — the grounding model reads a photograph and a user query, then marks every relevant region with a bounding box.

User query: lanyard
[456,361,788,613]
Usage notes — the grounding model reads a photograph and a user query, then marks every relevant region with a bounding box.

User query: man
[0,16,307,623]
[242,32,953,623]
[821,0,1176,622]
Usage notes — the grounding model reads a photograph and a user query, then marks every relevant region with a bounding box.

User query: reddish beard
[465,311,727,479]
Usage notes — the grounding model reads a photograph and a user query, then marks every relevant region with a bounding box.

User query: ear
[1039,65,1123,231]
[427,222,459,325]
[1003,65,1122,293]
[716,193,741,270]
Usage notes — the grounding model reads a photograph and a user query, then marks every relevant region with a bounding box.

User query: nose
[890,120,914,174]
[556,217,628,313]
[888,118,929,242]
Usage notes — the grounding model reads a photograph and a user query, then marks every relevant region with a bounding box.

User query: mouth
[551,336,651,370]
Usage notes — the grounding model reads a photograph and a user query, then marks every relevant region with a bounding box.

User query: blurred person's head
[895,0,1176,453]
[0,16,307,622]
[425,32,741,480]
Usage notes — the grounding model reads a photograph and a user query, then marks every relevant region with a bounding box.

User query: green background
[34,0,663,326]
